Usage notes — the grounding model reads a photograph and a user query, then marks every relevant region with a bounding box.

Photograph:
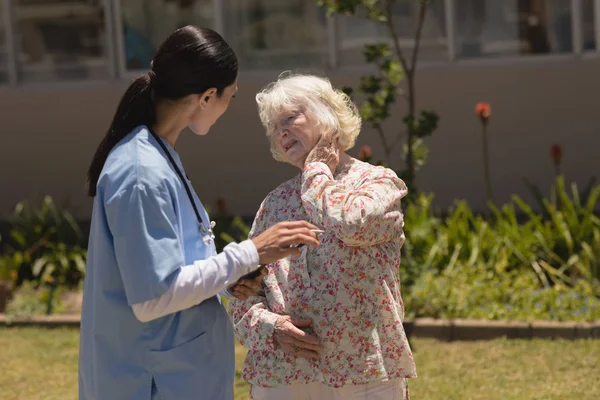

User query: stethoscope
[148,127,215,245]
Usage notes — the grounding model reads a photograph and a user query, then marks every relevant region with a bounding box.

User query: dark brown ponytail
[85,26,238,197]
[86,72,156,196]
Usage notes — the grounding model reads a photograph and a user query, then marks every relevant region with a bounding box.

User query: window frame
[0,0,116,87]
[222,0,333,72]
[330,0,596,75]
[1,0,18,85]
[114,0,222,80]
[0,0,597,87]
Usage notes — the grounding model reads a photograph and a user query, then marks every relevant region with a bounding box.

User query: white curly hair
[255,72,362,162]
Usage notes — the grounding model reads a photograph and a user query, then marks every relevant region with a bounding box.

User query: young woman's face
[270,109,320,168]
[188,81,238,135]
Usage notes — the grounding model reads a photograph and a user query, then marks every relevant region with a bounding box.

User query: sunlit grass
[1,328,598,400]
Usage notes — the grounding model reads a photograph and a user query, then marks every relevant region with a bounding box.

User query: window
[582,0,597,51]
[0,0,596,86]
[14,0,109,82]
[454,0,573,59]
[224,0,329,70]
[339,1,448,65]
[118,0,214,72]
[0,1,8,83]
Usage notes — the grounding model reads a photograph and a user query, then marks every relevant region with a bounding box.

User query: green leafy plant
[400,176,600,321]
[511,176,600,284]
[398,192,441,287]
[407,261,600,322]
[5,281,66,319]
[207,198,253,253]
[2,196,87,314]
[524,143,598,219]
[219,217,252,248]
[0,236,18,282]
[317,0,439,191]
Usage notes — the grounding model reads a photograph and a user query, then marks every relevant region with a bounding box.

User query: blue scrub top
[79,126,235,400]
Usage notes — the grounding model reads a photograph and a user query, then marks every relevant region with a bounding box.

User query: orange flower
[215,198,227,213]
[550,144,562,165]
[358,145,372,161]
[475,102,491,119]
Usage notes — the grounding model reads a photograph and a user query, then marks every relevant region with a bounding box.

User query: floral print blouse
[229,159,417,388]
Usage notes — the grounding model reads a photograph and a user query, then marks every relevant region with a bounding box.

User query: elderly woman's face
[272,110,319,167]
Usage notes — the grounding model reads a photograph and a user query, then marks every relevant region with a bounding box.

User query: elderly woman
[229,74,416,400]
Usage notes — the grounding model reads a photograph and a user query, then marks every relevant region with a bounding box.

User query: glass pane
[339,0,448,65]
[582,0,596,51]
[224,0,329,70]
[15,0,109,82]
[454,0,573,59]
[0,2,8,83]
[120,0,214,71]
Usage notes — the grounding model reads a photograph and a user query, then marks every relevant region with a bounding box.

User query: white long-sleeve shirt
[132,240,259,322]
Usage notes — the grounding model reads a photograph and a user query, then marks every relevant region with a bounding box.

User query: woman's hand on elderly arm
[228,266,267,300]
[228,220,321,300]
[273,315,323,360]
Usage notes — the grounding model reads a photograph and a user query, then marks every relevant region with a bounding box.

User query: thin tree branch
[389,131,404,152]
[410,1,428,75]
[384,0,410,76]
[374,124,393,166]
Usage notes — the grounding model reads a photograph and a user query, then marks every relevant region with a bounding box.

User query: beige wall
[0,58,598,219]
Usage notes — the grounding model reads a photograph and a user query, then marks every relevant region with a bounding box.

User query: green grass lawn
[1,328,598,400]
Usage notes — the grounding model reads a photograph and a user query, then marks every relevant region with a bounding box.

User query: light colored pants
[250,378,410,400]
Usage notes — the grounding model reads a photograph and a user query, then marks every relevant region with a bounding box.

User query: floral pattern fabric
[229,160,417,388]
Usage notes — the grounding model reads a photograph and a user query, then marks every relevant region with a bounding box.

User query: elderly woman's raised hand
[305,132,339,174]
[273,315,323,359]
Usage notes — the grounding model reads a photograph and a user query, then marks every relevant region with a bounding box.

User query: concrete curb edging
[2,314,599,341]
[0,314,81,328]
[402,318,600,341]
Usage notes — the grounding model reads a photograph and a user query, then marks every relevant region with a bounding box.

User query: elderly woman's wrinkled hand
[273,315,323,359]
[229,267,268,300]
[305,132,339,174]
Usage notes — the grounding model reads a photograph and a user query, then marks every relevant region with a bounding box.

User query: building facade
[0,0,598,218]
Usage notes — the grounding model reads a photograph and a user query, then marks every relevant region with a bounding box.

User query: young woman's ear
[199,88,218,108]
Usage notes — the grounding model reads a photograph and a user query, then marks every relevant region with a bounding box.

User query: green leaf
[581,176,598,205]
[414,110,439,138]
[545,203,574,252]
[43,262,56,279]
[585,184,600,213]
[382,59,403,85]
[522,178,548,217]
[363,43,391,63]
[538,259,572,285]
[10,231,26,247]
[13,201,25,216]
[32,257,48,277]
[58,254,69,270]
[73,253,86,273]
[530,260,551,287]
[220,232,235,244]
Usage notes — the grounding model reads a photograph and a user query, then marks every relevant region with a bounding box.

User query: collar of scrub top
[147,127,215,244]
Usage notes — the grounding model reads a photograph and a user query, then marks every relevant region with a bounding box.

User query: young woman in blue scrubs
[78,26,321,400]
